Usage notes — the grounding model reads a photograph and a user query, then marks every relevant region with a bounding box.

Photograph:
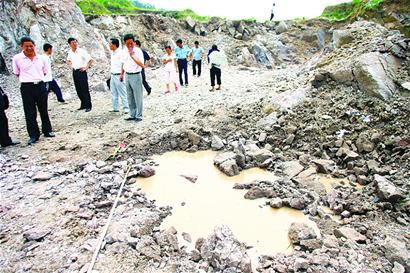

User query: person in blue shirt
[136,40,152,95]
[174,39,192,87]
[191,41,204,77]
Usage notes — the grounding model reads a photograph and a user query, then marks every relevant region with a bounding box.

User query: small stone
[269,198,283,208]
[78,211,94,220]
[334,227,366,243]
[312,159,335,174]
[180,174,198,183]
[182,232,192,243]
[32,172,53,181]
[288,223,317,244]
[23,228,51,241]
[211,135,224,150]
[139,166,156,178]
[284,134,295,145]
[294,258,309,271]
[96,161,107,168]
[341,211,351,218]
[259,132,267,143]
[392,262,405,273]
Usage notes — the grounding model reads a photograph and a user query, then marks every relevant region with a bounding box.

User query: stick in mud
[87,165,132,273]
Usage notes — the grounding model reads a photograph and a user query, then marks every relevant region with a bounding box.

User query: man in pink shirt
[12,36,55,145]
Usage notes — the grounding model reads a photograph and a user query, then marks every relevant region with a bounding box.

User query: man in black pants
[191,41,204,77]
[43,43,65,103]
[67,37,92,112]
[174,39,192,87]
[208,45,223,92]
[0,86,20,147]
[136,40,152,95]
[12,37,55,145]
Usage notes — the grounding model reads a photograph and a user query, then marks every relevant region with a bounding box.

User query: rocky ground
[1,1,410,273]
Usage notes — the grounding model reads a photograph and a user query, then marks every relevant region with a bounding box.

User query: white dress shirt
[110,49,123,74]
[122,47,144,73]
[43,54,53,82]
[67,48,91,70]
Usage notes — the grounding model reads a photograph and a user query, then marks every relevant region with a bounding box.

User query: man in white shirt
[67,37,92,112]
[109,38,128,113]
[43,43,65,103]
[120,34,145,122]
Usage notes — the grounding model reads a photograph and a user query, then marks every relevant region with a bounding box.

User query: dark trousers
[177,59,188,85]
[193,60,202,76]
[46,79,64,102]
[20,82,52,139]
[210,66,222,86]
[0,109,12,146]
[73,69,92,109]
[141,69,151,93]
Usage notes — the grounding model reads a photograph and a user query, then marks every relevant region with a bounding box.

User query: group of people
[0,34,227,147]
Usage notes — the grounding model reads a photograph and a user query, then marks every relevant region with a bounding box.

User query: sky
[143,0,352,21]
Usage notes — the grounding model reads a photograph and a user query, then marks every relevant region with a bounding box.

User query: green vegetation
[159,9,210,22]
[76,0,143,15]
[321,0,385,21]
[76,0,211,22]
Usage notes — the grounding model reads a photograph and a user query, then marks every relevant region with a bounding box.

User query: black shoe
[109,110,119,113]
[28,137,38,145]
[44,132,56,138]
[147,89,151,96]
[125,117,136,121]
[1,140,20,147]
[77,107,85,111]
[58,100,66,103]
[85,108,91,112]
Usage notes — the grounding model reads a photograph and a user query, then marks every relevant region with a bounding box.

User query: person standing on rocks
[0,85,20,148]
[109,38,129,114]
[191,41,204,77]
[270,2,276,21]
[162,46,179,94]
[67,37,92,112]
[135,40,152,96]
[208,45,225,92]
[43,43,65,103]
[120,34,145,122]
[175,39,192,87]
[12,36,55,145]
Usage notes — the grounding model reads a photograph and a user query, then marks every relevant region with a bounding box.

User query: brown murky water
[137,151,319,260]
[319,175,363,193]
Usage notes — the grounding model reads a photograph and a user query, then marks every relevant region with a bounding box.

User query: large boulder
[352,52,401,100]
[276,21,289,34]
[199,226,252,273]
[251,43,273,68]
[239,47,258,67]
[384,236,410,272]
[214,152,240,176]
[374,175,404,203]
[288,223,317,244]
[332,29,354,48]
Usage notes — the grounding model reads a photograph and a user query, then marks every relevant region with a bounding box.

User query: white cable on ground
[87,165,132,273]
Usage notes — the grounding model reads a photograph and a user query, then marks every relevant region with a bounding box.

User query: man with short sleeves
[191,41,204,77]
[67,37,92,112]
[109,38,128,113]
[136,40,152,95]
[12,36,55,145]
[174,39,192,87]
[43,43,65,103]
[120,34,145,122]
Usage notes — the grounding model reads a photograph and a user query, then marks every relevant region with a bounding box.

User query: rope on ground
[87,165,132,273]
